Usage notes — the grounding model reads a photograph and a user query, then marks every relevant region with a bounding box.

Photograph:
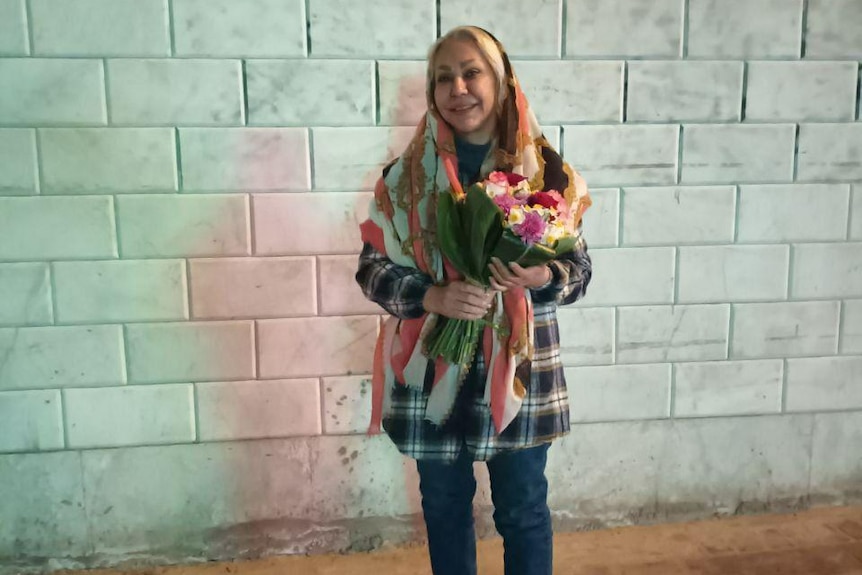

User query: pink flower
[513,210,547,245]
[493,193,522,214]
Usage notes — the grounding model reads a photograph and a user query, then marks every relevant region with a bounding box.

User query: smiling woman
[430,38,500,144]
[354,26,593,575]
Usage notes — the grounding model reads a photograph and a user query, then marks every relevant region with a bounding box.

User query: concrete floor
[63,505,862,575]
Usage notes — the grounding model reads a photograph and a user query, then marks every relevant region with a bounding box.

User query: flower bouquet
[424,171,582,366]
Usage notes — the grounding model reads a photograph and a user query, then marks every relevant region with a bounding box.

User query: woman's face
[433,39,498,144]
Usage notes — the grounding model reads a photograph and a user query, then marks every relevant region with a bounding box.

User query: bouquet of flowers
[424,171,581,366]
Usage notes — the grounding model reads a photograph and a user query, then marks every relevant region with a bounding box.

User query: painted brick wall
[1,0,861,569]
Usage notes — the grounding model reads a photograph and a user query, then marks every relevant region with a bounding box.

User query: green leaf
[490,230,557,268]
[436,192,470,275]
[463,186,502,282]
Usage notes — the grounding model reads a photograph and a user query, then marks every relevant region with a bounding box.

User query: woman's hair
[425,26,509,116]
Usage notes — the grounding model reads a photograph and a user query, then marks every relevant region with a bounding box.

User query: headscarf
[360,27,591,435]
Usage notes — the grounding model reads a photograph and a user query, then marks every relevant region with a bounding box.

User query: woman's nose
[450,76,467,95]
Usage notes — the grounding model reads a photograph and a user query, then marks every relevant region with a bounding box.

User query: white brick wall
[1,0,861,563]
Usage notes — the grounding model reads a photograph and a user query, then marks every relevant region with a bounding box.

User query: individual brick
[173,0,306,57]
[0,263,52,326]
[0,196,117,261]
[547,419,666,515]
[179,128,310,192]
[852,185,862,240]
[791,243,862,299]
[0,451,89,557]
[311,127,414,191]
[565,0,683,57]
[441,0,562,57]
[53,260,187,324]
[0,129,38,195]
[117,194,250,258]
[253,192,371,256]
[377,60,427,127]
[258,316,377,378]
[617,305,729,363]
[677,245,789,303]
[189,257,316,319]
[514,61,623,123]
[64,384,194,448]
[573,247,675,306]
[0,0,28,55]
[108,60,243,126]
[786,356,862,411]
[681,124,795,184]
[674,360,783,417]
[0,390,63,452]
[627,62,743,122]
[746,62,858,121]
[30,0,169,56]
[805,0,862,58]
[197,379,321,440]
[688,0,803,58]
[556,307,614,366]
[317,255,383,316]
[309,435,421,520]
[80,440,314,552]
[322,376,372,435]
[581,188,619,248]
[731,301,839,358]
[563,125,679,186]
[810,411,862,500]
[564,364,671,422]
[310,0,434,58]
[737,184,850,243]
[0,325,125,389]
[622,186,735,245]
[247,60,374,126]
[40,128,177,193]
[126,321,254,384]
[656,415,812,510]
[842,300,862,354]
[252,192,373,255]
[797,123,862,182]
[0,59,105,125]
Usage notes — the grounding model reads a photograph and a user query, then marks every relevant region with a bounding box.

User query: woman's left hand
[488,257,552,291]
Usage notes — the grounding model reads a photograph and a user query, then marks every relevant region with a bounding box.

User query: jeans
[416,442,553,575]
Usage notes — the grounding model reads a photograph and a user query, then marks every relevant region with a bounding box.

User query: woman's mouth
[449,103,477,113]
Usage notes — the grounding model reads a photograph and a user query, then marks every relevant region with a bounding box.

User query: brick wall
[0,0,861,569]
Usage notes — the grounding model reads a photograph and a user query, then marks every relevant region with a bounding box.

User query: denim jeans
[416,442,553,575]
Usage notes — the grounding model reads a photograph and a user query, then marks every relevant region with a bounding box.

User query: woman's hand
[423,281,495,320]
[488,258,552,292]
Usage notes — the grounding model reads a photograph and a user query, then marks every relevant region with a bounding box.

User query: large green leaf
[491,230,557,268]
[463,186,502,283]
[436,192,470,275]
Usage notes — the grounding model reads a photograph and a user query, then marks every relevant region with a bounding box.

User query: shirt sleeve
[355,242,435,319]
[529,233,592,306]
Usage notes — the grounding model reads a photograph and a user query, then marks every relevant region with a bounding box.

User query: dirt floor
[64,505,862,575]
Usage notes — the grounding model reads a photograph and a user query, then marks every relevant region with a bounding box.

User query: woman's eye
[437,75,452,83]
[465,69,480,79]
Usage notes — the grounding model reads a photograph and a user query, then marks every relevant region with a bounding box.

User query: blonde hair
[425,26,509,116]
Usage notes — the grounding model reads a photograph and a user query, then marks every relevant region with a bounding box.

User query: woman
[355,26,592,575]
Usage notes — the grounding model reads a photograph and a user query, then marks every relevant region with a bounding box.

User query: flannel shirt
[355,236,592,461]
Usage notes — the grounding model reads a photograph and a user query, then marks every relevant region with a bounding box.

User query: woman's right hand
[423,281,495,320]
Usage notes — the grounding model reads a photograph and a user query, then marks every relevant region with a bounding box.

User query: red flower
[505,173,527,185]
[529,191,562,210]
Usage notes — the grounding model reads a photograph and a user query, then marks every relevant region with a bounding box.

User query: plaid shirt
[355,236,592,461]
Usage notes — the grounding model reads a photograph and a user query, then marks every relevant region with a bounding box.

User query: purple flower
[513,210,547,245]
[492,193,522,214]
